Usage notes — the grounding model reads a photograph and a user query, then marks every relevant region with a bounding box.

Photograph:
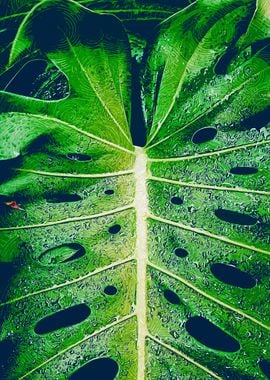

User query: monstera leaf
[0,0,270,379]
[0,0,194,74]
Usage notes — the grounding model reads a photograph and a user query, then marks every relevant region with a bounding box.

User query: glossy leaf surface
[0,0,269,379]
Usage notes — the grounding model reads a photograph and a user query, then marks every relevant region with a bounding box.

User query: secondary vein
[149,139,270,162]
[0,204,134,231]
[19,313,136,379]
[17,168,134,178]
[148,214,270,256]
[149,262,270,332]
[21,113,135,155]
[149,176,270,196]
[148,335,222,379]
[0,257,134,307]
[147,67,270,150]
[67,40,132,145]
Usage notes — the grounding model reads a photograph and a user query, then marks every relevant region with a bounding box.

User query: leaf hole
[164,289,180,305]
[26,135,52,155]
[69,357,119,380]
[185,316,240,352]
[241,108,270,131]
[215,208,257,225]
[104,189,114,195]
[38,243,86,265]
[34,304,90,335]
[170,196,183,205]
[230,166,258,175]
[211,263,256,288]
[1,59,68,100]
[104,285,117,295]
[259,359,270,379]
[214,47,237,75]
[66,153,93,162]
[192,127,217,144]
[108,224,121,234]
[46,193,82,203]
[174,248,188,258]
[252,38,270,55]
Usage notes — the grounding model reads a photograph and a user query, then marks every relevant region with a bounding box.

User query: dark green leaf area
[0,262,136,379]
[147,267,268,379]
[148,219,270,324]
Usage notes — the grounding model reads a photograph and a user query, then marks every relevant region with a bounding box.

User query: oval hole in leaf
[171,196,183,205]
[174,248,188,258]
[39,243,85,265]
[192,127,217,144]
[211,263,256,289]
[34,304,90,335]
[104,189,114,195]
[164,289,180,305]
[241,107,270,130]
[230,166,258,175]
[185,316,240,352]
[4,60,46,96]
[215,209,257,225]
[104,285,117,295]
[214,47,236,75]
[66,153,92,162]
[259,359,270,379]
[2,59,68,100]
[69,357,119,380]
[108,224,121,234]
[46,193,82,203]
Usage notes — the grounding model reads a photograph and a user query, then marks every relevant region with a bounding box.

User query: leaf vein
[148,262,270,332]
[148,214,270,256]
[0,204,134,231]
[149,176,270,195]
[18,313,136,379]
[0,257,134,307]
[148,335,222,379]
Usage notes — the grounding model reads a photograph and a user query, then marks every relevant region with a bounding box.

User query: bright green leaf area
[0,0,269,379]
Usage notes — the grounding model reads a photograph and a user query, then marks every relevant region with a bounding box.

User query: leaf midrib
[134,147,149,380]
[2,148,269,379]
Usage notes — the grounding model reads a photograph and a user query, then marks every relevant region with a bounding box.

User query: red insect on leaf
[4,200,24,210]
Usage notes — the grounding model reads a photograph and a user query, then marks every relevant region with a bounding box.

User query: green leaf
[0,0,270,379]
[0,0,190,71]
